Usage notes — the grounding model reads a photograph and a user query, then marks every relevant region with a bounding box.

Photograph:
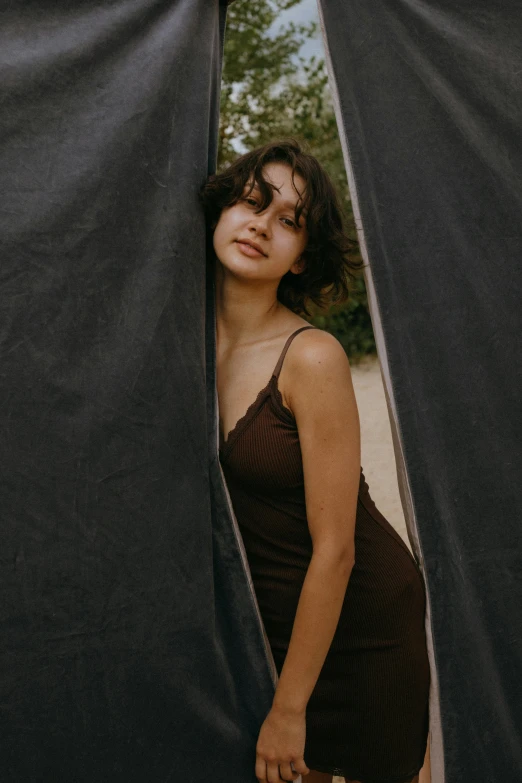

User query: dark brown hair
[200,139,363,315]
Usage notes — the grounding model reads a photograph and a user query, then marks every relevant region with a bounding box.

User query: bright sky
[272,0,325,62]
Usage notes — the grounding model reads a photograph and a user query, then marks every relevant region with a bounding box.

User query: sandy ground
[350,355,410,547]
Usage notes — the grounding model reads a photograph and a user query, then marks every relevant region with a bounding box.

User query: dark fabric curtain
[0,2,274,779]
[317,1,522,781]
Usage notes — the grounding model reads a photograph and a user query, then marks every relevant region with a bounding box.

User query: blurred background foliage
[219,0,376,360]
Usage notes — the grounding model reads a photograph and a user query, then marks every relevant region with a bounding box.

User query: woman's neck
[215,262,284,347]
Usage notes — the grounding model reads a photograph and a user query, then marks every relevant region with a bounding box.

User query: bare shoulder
[286,328,352,381]
[282,328,355,411]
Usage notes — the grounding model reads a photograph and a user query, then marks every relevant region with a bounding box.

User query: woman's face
[213,162,309,286]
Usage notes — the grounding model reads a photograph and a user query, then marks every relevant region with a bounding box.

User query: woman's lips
[235,241,266,258]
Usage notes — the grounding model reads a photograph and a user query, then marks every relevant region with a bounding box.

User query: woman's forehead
[246,162,307,200]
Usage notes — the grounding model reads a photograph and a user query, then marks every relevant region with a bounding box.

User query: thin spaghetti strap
[272,326,316,380]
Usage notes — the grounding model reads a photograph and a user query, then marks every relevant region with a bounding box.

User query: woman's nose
[248,215,270,236]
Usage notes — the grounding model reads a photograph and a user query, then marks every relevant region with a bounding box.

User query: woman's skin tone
[214,161,364,783]
[214,162,429,783]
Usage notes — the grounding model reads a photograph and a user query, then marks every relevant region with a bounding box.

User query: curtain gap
[315,3,445,781]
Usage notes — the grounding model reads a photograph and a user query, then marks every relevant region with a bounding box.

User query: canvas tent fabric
[317,1,522,781]
[3,0,521,781]
[0,1,275,780]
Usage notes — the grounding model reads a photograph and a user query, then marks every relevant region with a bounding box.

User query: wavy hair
[200,139,363,315]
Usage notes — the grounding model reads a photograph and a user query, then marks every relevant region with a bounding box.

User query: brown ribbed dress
[219,327,430,782]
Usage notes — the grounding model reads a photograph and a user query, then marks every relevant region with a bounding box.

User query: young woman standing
[202,140,429,783]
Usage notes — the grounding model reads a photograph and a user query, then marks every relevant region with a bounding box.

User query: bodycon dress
[219,326,430,782]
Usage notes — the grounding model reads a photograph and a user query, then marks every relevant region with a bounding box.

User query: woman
[201,140,430,783]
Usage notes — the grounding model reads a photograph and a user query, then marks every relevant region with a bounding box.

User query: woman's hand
[255,705,310,783]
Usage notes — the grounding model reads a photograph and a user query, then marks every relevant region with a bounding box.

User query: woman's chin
[218,258,268,281]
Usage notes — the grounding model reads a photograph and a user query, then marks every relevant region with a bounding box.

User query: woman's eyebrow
[281,199,308,221]
[245,185,307,219]
[278,197,307,214]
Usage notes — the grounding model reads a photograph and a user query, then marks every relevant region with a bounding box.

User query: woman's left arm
[255,331,361,783]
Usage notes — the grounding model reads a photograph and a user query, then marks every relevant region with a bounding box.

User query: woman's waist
[250,568,306,624]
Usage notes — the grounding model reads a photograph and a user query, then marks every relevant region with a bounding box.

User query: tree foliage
[219,0,375,359]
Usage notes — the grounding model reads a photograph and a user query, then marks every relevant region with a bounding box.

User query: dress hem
[305,759,422,782]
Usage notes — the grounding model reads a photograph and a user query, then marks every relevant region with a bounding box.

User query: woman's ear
[290,256,306,275]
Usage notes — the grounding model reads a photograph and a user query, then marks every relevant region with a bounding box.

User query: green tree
[219,0,315,165]
[220,0,375,359]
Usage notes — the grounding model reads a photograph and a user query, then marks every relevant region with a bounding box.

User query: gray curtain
[0,1,274,779]
[317,1,522,781]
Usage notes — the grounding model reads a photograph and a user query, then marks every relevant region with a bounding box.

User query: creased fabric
[318,1,522,781]
[0,1,273,779]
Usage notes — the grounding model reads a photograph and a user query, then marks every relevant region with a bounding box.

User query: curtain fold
[317,1,522,781]
[0,2,273,779]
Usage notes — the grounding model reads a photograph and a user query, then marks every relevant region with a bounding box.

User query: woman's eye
[281,217,296,228]
[245,198,258,206]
